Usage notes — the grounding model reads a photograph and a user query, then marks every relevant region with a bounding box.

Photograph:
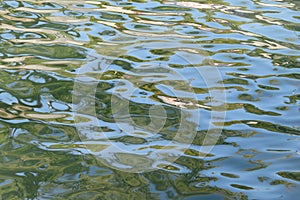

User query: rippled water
[0,0,299,199]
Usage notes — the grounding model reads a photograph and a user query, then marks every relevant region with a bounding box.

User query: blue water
[0,0,299,199]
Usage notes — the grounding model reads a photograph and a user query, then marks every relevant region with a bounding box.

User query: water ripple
[0,0,299,199]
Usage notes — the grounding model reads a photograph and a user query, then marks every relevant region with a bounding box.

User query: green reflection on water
[0,0,299,199]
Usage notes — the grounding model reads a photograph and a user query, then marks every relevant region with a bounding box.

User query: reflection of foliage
[0,120,239,199]
[152,6,190,11]
[243,104,281,116]
[248,49,300,69]
[0,70,74,106]
[46,81,74,103]
[6,44,86,59]
[277,172,300,182]
[0,0,299,199]
[243,120,300,136]
[222,78,249,85]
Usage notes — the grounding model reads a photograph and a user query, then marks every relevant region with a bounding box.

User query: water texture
[0,0,299,199]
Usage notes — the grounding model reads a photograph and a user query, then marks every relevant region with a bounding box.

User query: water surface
[0,0,299,199]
